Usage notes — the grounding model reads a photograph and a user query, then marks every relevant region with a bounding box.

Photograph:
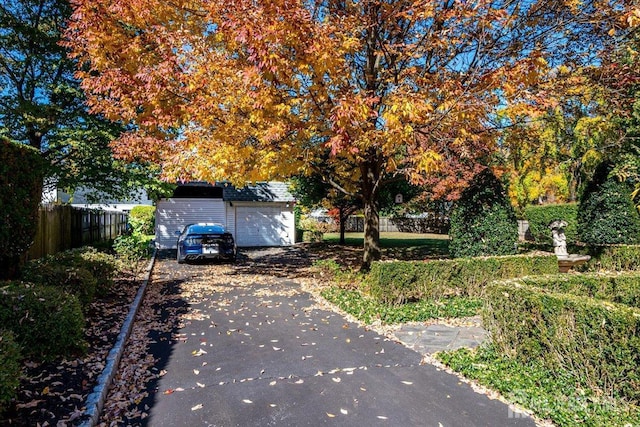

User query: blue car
[176,223,237,264]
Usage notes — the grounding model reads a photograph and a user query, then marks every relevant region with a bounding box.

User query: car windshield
[187,224,226,234]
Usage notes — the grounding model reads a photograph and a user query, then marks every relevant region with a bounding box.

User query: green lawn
[322,232,450,259]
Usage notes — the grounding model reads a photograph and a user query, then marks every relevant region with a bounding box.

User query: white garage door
[155,198,226,249]
[235,206,293,247]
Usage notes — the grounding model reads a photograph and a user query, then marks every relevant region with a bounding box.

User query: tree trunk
[339,207,346,245]
[360,155,382,271]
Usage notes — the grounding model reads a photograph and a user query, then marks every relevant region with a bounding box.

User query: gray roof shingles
[220,182,295,202]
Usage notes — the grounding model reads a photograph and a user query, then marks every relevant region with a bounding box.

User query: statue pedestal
[557,254,591,273]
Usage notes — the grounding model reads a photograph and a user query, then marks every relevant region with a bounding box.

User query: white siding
[234,203,294,247]
[155,198,226,249]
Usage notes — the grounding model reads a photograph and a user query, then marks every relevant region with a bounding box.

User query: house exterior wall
[43,186,153,212]
[155,198,226,249]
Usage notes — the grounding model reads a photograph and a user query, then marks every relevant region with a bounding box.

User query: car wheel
[177,248,185,264]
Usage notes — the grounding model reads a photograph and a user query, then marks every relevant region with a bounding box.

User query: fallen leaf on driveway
[243,399,253,404]
[191,403,203,411]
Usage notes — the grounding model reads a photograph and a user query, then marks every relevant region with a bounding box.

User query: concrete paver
[394,322,488,355]
[137,257,532,426]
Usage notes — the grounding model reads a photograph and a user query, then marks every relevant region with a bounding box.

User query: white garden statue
[549,220,568,258]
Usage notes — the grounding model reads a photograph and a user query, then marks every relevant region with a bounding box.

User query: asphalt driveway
[137,250,534,426]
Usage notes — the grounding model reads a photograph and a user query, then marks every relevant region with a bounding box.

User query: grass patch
[322,232,450,260]
[321,286,482,324]
[437,345,640,427]
[323,232,449,248]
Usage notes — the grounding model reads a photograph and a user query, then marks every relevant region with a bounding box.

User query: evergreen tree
[449,169,518,258]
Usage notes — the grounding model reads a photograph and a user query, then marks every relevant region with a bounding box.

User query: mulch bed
[0,276,141,426]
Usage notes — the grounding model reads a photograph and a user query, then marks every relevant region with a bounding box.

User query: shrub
[57,247,119,295]
[113,234,154,277]
[20,262,97,309]
[484,282,640,404]
[524,203,578,246]
[367,254,558,305]
[506,272,640,308]
[449,169,518,258]
[583,244,640,272]
[128,205,156,235]
[0,329,22,413]
[578,163,640,245]
[0,138,46,279]
[0,282,85,360]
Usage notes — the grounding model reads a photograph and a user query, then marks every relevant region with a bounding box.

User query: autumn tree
[0,0,164,202]
[67,0,634,269]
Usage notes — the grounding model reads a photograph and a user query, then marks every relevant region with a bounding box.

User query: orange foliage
[65,0,633,263]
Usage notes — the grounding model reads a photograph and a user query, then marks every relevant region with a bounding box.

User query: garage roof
[171,181,295,202]
[222,182,295,202]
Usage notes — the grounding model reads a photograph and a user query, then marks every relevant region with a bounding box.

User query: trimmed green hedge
[0,329,21,413]
[56,247,118,295]
[0,138,46,279]
[367,254,558,305]
[485,282,640,404]
[0,282,85,360]
[21,247,119,308]
[505,272,640,308]
[524,203,577,245]
[21,263,97,309]
[583,245,640,272]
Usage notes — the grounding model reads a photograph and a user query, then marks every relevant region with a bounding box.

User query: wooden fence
[26,205,128,260]
[315,215,450,234]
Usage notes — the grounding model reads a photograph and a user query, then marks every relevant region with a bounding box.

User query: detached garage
[155,182,296,249]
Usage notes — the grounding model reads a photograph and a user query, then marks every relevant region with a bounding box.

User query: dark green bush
[20,262,97,309]
[583,245,640,272]
[449,169,518,258]
[524,203,578,245]
[128,205,156,235]
[505,272,640,308]
[0,282,85,360]
[578,163,640,245]
[484,282,640,404]
[0,138,46,279]
[367,254,558,305]
[0,329,21,413]
[56,247,118,295]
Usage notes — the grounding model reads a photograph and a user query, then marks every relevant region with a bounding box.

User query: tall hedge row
[0,138,46,279]
[524,203,578,246]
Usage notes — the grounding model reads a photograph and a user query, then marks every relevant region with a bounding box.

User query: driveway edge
[79,250,157,427]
